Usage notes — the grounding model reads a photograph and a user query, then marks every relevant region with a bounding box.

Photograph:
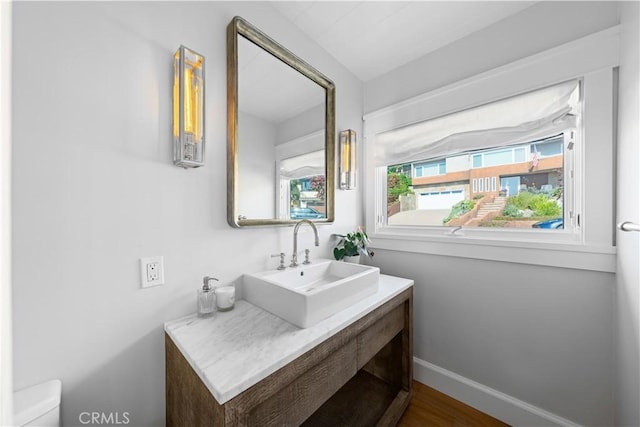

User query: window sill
[368,231,616,272]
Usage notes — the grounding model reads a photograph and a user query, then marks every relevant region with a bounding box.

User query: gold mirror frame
[227,16,335,228]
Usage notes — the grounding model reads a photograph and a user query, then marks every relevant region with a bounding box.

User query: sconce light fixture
[173,45,205,168]
[339,129,356,190]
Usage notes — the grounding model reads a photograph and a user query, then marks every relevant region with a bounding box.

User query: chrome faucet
[291,219,319,267]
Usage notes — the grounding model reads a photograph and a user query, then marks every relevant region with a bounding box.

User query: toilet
[13,379,61,427]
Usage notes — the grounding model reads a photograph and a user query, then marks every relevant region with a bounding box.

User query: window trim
[363,26,620,272]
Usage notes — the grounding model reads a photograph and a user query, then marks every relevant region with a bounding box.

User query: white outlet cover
[140,256,164,288]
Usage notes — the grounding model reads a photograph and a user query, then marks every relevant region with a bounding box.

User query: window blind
[278,150,324,179]
[374,80,580,167]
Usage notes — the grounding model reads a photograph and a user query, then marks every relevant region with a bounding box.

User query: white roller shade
[279,150,324,179]
[374,80,580,166]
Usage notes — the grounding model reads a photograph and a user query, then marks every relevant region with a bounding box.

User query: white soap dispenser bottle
[197,276,218,317]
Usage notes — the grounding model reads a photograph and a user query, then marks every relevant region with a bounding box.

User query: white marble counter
[164,274,413,404]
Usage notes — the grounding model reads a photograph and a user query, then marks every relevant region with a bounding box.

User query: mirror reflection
[227,17,335,227]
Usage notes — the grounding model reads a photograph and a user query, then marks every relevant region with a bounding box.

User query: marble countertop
[164,274,413,404]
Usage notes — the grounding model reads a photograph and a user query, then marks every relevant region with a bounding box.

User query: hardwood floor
[397,381,510,427]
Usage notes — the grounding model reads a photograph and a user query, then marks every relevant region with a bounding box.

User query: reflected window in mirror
[277,146,326,220]
[227,16,335,227]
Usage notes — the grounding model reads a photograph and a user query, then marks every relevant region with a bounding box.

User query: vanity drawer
[357,303,404,369]
[246,339,357,426]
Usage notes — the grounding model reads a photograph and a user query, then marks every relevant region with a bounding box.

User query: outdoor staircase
[463,196,508,226]
[474,196,507,219]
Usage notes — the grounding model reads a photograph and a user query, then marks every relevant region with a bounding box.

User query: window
[472,146,531,168]
[414,160,445,178]
[484,149,513,167]
[277,149,326,220]
[533,139,563,157]
[364,29,618,271]
[374,79,582,235]
[387,131,570,229]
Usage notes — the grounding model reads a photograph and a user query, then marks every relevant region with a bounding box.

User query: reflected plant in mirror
[227,16,335,227]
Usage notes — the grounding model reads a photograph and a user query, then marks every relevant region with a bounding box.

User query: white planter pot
[343,255,361,264]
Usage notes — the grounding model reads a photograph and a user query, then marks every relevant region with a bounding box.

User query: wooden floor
[397,381,510,427]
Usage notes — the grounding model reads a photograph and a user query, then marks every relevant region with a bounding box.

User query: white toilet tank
[13,379,61,427]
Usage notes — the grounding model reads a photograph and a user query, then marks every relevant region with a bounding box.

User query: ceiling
[269,1,536,82]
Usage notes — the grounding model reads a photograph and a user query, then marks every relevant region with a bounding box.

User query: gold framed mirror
[227,16,335,228]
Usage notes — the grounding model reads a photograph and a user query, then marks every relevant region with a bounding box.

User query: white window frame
[364,26,620,272]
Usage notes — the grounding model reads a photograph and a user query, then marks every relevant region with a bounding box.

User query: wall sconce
[173,45,205,168]
[339,129,356,190]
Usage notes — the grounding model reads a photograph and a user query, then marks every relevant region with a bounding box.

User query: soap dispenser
[197,276,218,317]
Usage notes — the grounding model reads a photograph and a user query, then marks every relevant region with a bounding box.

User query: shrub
[387,171,413,204]
[506,191,561,217]
[502,204,522,218]
[509,191,534,210]
[551,187,563,198]
[442,199,476,224]
[531,196,561,216]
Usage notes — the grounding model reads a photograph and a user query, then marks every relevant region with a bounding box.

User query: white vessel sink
[243,259,380,328]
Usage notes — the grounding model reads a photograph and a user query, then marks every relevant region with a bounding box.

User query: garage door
[418,190,464,210]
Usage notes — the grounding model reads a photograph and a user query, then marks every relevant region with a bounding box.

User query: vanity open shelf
[165,275,413,426]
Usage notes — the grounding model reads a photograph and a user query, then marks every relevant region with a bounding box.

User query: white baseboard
[413,357,581,427]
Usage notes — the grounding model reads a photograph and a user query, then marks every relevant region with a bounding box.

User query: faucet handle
[303,249,311,265]
[270,252,286,270]
[289,251,305,268]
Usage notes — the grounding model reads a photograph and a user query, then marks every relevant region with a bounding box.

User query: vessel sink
[243,259,380,328]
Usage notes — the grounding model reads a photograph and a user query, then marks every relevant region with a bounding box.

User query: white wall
[237,112,276,219]
[615,2,640,425]
[371,251,614,426]
[11,2,363,426]
[365,2,620,425]
[365,1,620,113]
[0,1,13,424]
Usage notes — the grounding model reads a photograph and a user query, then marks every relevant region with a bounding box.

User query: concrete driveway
[388,209,450,226]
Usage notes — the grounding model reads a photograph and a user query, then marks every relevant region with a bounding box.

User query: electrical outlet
[140,256,164,288]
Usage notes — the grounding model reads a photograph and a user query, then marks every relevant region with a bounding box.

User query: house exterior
[409,134,564,210]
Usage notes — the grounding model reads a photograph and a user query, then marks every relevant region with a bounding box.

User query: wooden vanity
[165,275,413,426]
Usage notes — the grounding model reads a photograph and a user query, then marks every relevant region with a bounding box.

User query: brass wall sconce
[339,129,356,190]
[173,45,205,168]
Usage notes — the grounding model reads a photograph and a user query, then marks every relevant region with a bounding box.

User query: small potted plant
[333,227,374,262]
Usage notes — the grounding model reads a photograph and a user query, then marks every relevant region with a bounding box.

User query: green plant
[507,191,561,217]
[387,170,413,205]
[290,180,300,207]
[333,227,374,260]
[509,191,534,210]
[502,204,522,218]
[309,175,326,201]
[551,187,563,198]
[442,199,476,224]
[530,196,561,216]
